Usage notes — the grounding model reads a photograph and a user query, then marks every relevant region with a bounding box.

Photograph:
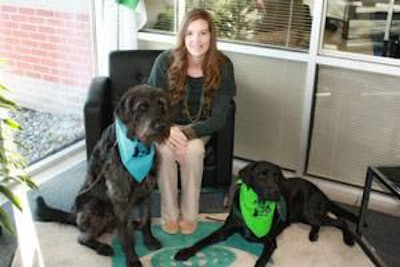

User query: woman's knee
[156,143,174,159]
[186,139,206,158]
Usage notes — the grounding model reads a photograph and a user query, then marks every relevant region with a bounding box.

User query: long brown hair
[168,8,225,111]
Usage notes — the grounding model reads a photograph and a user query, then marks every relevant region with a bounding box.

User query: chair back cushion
[109,50,163,108]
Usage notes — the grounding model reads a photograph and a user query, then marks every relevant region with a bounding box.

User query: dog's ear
[114,88,136,123]
[272,163,285,181]
[238,161,257,183]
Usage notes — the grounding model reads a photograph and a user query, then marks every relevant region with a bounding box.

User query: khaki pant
[156,136,210,224]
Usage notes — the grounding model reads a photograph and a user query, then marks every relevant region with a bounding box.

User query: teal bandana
[115,118,155,183]
[237,178,287,238]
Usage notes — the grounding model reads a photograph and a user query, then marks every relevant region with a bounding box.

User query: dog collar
[115,118,155,183]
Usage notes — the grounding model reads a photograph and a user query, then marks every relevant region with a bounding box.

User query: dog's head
[114,85,171,144]
[238,161,285,202]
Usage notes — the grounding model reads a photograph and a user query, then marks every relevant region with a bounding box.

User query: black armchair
[84,50,235,211]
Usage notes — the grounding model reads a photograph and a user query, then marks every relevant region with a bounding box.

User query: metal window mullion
[90,0,99,76]
[91,0,109,76]
[176,0,186,32]
[316,55,400,77]
[286,0,294,47]
[297,0,326,176]
[384,0,396,41]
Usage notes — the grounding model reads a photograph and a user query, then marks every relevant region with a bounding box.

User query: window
[145,0,176,32]
[0,1,93,164]
[308,66,400,187]
[323,0,400,58]
[144,0,313,51]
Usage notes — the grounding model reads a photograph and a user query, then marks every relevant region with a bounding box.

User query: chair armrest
[214,100,236,186]
[84,77,111,159]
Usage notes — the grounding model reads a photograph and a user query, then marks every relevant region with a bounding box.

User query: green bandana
[238,180,277,238]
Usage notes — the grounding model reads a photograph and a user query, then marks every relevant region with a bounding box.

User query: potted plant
[0,69,37,235]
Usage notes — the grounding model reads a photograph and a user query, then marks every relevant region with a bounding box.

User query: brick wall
[0,4,93,88]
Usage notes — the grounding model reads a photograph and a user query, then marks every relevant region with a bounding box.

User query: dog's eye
[157,99,166,111]
[137,101,149,112]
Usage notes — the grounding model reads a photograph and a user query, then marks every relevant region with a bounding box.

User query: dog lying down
[175,161,358,267]
[35,85,171,267]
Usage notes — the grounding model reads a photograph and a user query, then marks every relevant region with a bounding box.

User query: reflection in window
[145,0,175,32]
[145,0,313,51]
[323,0,400,58]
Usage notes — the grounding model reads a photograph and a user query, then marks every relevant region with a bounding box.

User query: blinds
[186,0,312,50]
[147,4,175,32]
[145,0,312,50]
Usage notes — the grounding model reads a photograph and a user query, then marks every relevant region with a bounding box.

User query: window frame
[136,0,400,177]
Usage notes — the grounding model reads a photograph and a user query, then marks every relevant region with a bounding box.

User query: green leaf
[0,207,16,235]
[0,185,22,211]
[18,174,38,190]
[0,83,9,91]
[4,118,21,130]
[0,95,17,110]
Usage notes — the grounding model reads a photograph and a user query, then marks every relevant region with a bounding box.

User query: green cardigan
[147,50,236,139]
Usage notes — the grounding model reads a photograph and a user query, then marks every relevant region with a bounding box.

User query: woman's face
[184,18,211,60]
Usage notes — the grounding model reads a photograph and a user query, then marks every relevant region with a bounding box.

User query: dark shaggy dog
[175,161,357,267]
[36,85,171,267]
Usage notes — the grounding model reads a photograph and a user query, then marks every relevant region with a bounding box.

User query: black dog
[175,161,357,267]
[36,85,171,267]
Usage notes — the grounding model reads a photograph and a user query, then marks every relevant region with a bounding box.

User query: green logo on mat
[112,221,263,267]
[150,246,235,266]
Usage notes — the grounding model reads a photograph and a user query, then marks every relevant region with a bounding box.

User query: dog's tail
[35,196,76,226]
[329,202,358,224]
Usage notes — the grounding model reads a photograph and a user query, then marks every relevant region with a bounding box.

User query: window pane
[323,0,400,58]
[308,66,400,187]
[145,0,176,32]
[0,1,93,164]
[186,0,312,50]
[144,0,313,50]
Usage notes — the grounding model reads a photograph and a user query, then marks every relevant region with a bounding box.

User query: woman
[147,8,236,235]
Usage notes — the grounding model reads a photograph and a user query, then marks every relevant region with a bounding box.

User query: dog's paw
[343,233,355,246]
[308,232,319,242]
[96,244,114,256]
[174,248,194,261]
[255,258,269,267]
[35,197,49,219]
[145,237,162,250]
[36,196,47,207]
[127,260,142,267]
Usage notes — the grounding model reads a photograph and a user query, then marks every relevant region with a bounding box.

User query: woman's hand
[167,126,188,162]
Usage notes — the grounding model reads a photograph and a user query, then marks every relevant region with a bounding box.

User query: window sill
[137,32,310,63]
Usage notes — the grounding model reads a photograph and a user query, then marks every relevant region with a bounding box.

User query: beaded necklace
[183,84,204,123]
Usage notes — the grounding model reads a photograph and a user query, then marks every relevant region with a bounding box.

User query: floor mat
[12,219,373,267]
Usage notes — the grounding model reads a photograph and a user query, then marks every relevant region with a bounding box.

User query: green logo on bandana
[238,180,277,238]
